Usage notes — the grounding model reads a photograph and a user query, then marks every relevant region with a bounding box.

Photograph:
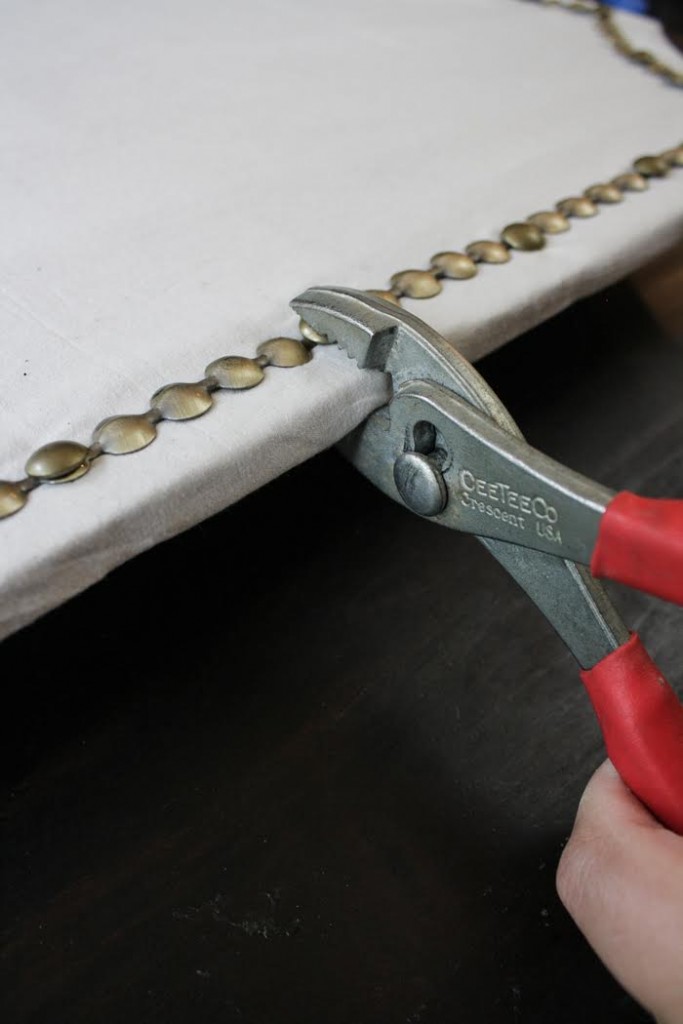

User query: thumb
[557,760,683,1024]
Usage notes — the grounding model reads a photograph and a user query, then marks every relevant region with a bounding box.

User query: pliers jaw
[292,287,516,427]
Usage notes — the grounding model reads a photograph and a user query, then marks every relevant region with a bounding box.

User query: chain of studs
[535,1,683,89]
[1,142,680,520]
[1,0,682,518]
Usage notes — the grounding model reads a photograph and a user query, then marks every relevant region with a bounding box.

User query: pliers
[291,286,683,834]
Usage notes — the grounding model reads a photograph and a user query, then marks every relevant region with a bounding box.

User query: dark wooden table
[3,278,682,1024]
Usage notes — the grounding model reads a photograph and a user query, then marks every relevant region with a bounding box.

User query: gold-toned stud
[584,183,623,204]
[299,318,330,344]
[528,211,571,234]
[92,414,158,454]
[465,241,511,264]
[366,289,402,306]
[25,440,91,482]
[151,382,213,420]
[429,252,478,279]
[661,146,683,168]
[556,197,598,219]
[631,49,656,66]
[205,356,266,390]
[612,173,648,192]
[500,222,546,251]
[256,338,312,367]
[633,155,669,178]
[0,481,28,518]
[390,270,442,299]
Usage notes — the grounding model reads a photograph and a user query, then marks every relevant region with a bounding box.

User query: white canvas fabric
[1,0,682,639]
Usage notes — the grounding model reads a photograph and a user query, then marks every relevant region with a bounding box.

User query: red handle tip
[580,634,683,834]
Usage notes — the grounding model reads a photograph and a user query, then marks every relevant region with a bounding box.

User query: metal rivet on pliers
[393,451,447,518]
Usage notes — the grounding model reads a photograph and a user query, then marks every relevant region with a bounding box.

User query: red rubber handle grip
[591,491,683,605]
[580,633,683,834]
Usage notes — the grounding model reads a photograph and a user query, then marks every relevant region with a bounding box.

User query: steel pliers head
[291,286,683,834]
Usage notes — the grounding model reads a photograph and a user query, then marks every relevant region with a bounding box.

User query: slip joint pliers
[291,286,683,834]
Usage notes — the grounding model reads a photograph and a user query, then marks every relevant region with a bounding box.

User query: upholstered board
[1,0,682,639]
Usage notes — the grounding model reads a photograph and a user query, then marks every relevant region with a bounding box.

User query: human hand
[557,760,683,1024]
